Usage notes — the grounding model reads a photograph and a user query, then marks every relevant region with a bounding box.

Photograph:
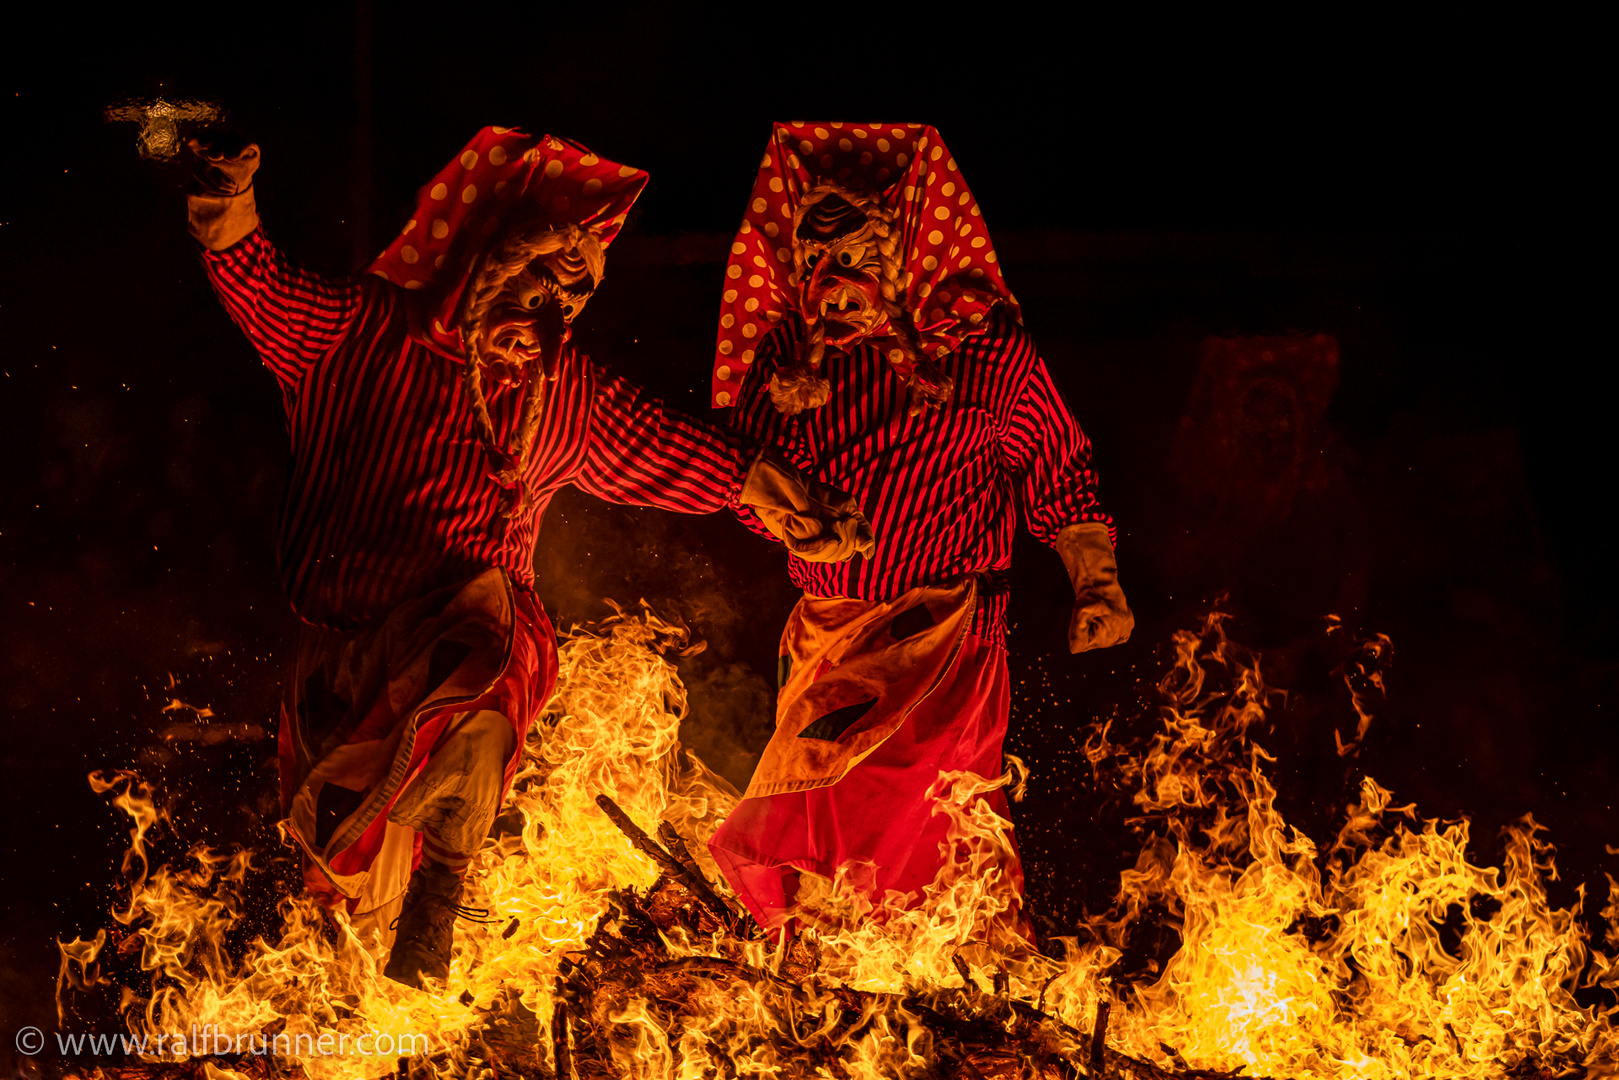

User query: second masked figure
[706,122,1134,943]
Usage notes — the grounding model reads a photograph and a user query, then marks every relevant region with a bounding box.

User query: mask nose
[808,256,850,297]
[536,297,569,343]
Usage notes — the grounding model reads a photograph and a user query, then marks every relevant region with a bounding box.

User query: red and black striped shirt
[202,229,752,630]
[730,311,1113,638]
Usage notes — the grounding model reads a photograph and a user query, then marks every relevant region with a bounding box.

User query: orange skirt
[709,581,1022,932]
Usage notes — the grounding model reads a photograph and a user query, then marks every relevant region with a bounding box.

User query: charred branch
[559,804,1277,1080]
[594,794,742,933]
[1089,998,1110,1076]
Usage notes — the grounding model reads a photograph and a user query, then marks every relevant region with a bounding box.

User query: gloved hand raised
[1056,521,1133,653]
[184,132,260,251]
[740,449,876,563]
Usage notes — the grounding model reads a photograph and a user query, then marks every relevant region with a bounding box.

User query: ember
[56,608,1618,1078]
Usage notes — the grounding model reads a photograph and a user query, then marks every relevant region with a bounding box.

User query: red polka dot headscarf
[369,126,649,360]
[711,122,1019,408]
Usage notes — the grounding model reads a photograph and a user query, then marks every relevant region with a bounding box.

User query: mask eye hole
[804,251,820,269]
[837,250,854,267]
[562,303,577,321]
[525,293,544,310]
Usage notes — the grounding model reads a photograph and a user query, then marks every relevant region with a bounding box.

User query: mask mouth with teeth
[770,183,953,417]
[795,190,893,348]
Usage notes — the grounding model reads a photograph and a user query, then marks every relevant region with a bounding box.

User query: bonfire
[53,607,1619,1079]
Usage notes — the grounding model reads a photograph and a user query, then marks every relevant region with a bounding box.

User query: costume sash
[745,576,977,798]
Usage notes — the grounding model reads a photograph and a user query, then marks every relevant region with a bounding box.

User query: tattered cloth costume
[194,129,762,927]
[706,124,1117,933]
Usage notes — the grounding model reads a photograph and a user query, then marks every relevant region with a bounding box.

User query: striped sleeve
[729,329,816,472]
[576,362,753,513]
[1001,339,1116,547]
[199,228,363,395]
[726,330,816,540]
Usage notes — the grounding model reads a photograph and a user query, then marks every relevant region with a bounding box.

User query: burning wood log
[552,979,575,1080]
[593,794,745,935]
[1089,999,1110,1076]
[551,796,1265,1080]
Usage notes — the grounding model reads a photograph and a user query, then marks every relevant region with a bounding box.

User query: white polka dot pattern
[368,126,649,361]
[711,123,1018,407]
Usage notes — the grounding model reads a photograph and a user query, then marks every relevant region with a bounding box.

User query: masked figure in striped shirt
[183,127,872,990]
[706,123,1132,950]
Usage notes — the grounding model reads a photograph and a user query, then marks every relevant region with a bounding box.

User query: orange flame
[1043,612,1617,1077]
[56,607,1618,1078]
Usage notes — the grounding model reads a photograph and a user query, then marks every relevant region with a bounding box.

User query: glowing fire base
[55,608,1618,1079]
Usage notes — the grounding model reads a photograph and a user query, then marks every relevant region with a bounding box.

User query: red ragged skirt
[709,622,1022,932]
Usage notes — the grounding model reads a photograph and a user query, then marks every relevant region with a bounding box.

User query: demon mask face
[470,224,605,387]
[793,186,892,348]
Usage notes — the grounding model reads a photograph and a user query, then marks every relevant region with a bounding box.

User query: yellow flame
[57,606,1618,1078]
[1043,613,1617,1078]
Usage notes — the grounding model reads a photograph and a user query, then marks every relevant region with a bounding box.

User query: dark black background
[1,2,1609,1058]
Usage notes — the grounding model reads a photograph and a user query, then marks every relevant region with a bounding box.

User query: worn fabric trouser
[389,708,516,858]
[278,569,555,933]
